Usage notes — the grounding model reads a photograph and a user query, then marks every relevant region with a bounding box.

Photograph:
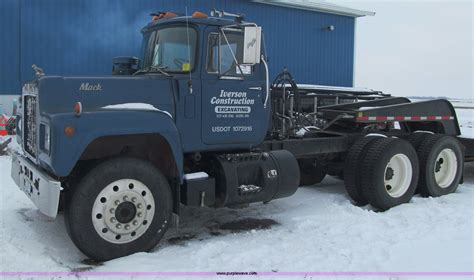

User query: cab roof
[142,16,244,33]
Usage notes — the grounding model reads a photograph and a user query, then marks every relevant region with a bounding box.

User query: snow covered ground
[0,106,473,278]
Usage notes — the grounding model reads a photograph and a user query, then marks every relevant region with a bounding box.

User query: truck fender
[48,110,183,181]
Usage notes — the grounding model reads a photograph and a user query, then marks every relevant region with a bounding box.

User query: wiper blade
[149,66,172,77]
[133,66,172,77]
[132,68,149,76]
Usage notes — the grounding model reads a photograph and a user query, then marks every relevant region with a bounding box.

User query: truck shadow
[463,162,474,183]
[160,206,282,249]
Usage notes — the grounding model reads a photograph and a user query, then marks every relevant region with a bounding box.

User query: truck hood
[35,76,175,117]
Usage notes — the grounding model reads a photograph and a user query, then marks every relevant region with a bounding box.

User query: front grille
[24,95,37,157]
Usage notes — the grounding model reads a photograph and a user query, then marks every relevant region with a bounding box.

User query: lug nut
[137,212,143,218]
[131,197,137,203]
[110,208,115,214]
[125,225,130,230]
[137,203,143,209]
[133,220,138,226]
[115,200,120,206]
[116,224,122,229]
[123,196,129,201]
[110,217,116,223]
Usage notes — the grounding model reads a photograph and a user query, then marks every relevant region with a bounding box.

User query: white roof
[297,84,378,93]
[251,0,375,17]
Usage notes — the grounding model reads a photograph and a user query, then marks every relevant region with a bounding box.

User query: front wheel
[64,157,173,261]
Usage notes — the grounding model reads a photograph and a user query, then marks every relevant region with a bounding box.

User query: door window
[207,32,251,77]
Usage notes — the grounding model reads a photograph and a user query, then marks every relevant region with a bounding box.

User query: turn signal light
[192,11,208,19]
[64,126,75,137]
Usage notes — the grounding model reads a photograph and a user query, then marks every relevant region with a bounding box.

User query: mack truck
[10,10,473,261]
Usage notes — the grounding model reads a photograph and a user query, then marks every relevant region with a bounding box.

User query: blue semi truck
[10,10,472,261]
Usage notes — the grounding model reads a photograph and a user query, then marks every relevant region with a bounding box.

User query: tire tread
[344,137,379,205]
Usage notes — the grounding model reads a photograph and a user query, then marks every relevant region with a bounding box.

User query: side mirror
[112,57,140,75]
[243,26,262,65]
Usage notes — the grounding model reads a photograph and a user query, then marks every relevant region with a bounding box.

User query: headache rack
[268,69,464,145]
[269,69,391,139]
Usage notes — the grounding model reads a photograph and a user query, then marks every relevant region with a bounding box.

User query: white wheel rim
[92,179,155,244]
[434,148,458,188]
[384,154,413,198]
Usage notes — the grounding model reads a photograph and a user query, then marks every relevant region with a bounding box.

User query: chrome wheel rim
[434,148,458,188]
[384,153,413,198]
[92,179,155,244]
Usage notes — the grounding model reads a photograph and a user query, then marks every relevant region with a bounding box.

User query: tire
[406,132,433,150]
[64,157,173,261]
[298,159,326,186]
[360,138,419,210]
[416,135,463,197]
[343,136,380,205]
[405,132,433,194]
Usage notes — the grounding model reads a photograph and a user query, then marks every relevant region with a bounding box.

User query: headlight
[40,124,50,152]
[16,118,22,142]
[44,125,50,152]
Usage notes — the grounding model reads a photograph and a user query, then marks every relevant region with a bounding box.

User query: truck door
[201,28,267,145]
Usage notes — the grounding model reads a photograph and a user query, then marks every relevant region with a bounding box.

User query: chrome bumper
[11,153,61,218]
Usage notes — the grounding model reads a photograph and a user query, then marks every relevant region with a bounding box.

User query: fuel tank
[209,150,300,207]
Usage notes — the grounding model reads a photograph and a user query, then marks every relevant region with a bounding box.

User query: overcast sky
[328,0,473,99]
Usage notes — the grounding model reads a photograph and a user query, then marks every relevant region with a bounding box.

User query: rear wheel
[416,135,463,197]
[406,131,433,149]
[343,136,380,205]
[65,157,173,261]
[298,159,326,186]
[360,138,419,210]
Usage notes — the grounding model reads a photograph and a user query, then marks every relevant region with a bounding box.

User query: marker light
[152,12,177,21]
[74,102,82,116]
[164,12,177,18]
[64,126,75,137]
[192,11,208,19]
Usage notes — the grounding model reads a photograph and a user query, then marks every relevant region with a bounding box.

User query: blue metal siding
[0,0,355,95]
[0,0,21,94]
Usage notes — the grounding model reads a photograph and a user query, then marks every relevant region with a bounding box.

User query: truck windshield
[146,26,197,73]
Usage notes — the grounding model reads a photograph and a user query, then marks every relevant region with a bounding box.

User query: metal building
[0,0,373,113]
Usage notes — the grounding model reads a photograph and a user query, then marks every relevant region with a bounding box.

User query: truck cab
[136,13,269,151]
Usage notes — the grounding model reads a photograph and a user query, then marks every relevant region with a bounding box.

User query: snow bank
[183,172,209,180]
[456,108,474,138]
[0,135,21,154]
[297,84,378,93]
[295,126,319,136]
